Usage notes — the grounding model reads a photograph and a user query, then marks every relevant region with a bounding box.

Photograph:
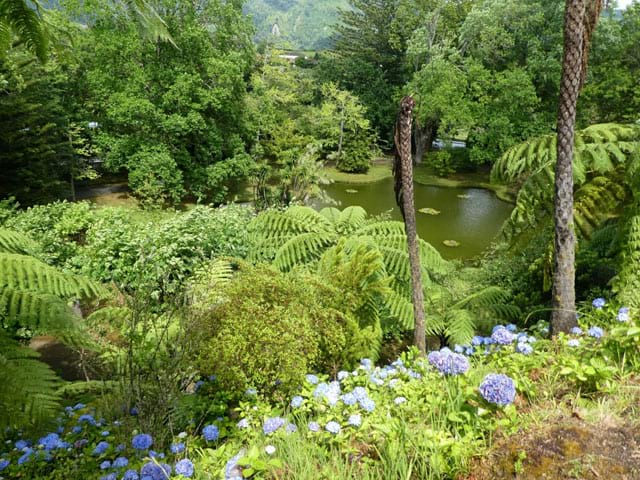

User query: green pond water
[316,177,513,260]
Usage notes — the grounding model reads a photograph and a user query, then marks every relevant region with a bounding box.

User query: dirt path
[464,414,640,479]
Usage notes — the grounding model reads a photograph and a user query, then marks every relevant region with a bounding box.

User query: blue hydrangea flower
[116,443,125,452]
[194,380,205,392]
[202,425,219,441]
[93,441,110,455]
[175,459,195,478]
[369,374,384,386]
[123,470,139,480]
[78,414,97,425]
[132,433,153,450]
[290,396,304,408]
[352,387,369,401]
[360,358,373,370]
[394,396,407,405]
[516,343,533,355]
[453,344,465,353]
[341,392,357,405]
[617,307,630,322]
[491,327,515,345]
[567,338,581,347]
[72,403,85,411]
[38,433,65,450]
[262,417,285,435]
[427,348,470,375]
[285,423,297,433]
[465,347,475,356]
[0,459,9,471]
[225,450,245,479]
[325,421,341,434]
[100,474,117,480]
[505,324,518,332]
[236,418,250,429]
[308,421,320,432]
[592,297,606,309]
[101,430,110,437]
[171,443,185,454]
[245,388,257,396]
[483,337,494,345]
[588,326,604,338]
[100,460,112,470]
[347,414,362,427]
[570,326,583,335]
[17,449,32,465]
[337,371,349,381]
[141,461,171,480]
[471,336,484,346]
[479,373,516,406]
[305,374,319,385]
[113,457,129,468]
[15,439,29,450]
[359,397,376,413]
[71,425,82,434]
[314,381,341,406]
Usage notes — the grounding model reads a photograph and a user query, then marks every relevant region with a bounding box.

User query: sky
[618,0,634,8]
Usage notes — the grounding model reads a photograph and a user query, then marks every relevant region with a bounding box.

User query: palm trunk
[551,0,586,334]
[394,96,426,354]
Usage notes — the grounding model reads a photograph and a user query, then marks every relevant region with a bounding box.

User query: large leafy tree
[74,0,255,206]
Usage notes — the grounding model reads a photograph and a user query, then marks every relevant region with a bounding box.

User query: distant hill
[244,0,349,50]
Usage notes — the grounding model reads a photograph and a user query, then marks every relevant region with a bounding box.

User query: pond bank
[322,159,516,203]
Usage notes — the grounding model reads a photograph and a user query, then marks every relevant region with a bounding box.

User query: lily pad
[345,189,359,194]
[457,194,471,199]
[419,207,441,215]
[443,240,461,247]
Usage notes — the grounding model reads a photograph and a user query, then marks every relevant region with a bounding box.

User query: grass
[413,164,516,203]
[323,161,393,184]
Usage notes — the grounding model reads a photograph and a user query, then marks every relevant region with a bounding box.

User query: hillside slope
[244,0,349,50]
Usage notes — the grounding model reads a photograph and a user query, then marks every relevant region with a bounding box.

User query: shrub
[192,264,350,398]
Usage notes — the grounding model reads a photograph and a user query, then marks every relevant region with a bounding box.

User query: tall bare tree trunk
[413,118,436,165]
[551,0,602,334]
[393,96,426,354]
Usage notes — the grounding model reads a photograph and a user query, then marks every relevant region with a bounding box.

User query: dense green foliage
[1,0,640,479]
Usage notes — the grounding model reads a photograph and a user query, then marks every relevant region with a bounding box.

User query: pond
[316,177,513,260]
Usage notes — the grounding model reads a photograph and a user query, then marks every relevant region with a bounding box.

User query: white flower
[265,445,276,455]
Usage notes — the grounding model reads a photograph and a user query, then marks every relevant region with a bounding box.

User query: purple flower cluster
[263,417,286,435]
[479,373,516,406]
[131,434,152,450]
[491,326,515,345]
[427,348,470,375]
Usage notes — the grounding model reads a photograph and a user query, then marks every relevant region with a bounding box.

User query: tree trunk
[551,0,586,334]
[413,118,436,165]
[393,96,426,354]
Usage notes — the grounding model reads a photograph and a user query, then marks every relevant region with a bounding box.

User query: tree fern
[613,214,640,307]
[0,0,49,62]
[0,227,36,254]
[493,123,640,242]
[0,332,61,431]
[0,230,104,430]
[249,206,449,335]
[0,252,102,298]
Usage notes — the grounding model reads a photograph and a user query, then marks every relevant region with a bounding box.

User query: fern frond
[613,213,640,306]
[0,228,36,254]
[442,309,475,346]
[0,0,49,62]
[0,332,61,431]
[355,220,406,237]
[334,206,367,234]
[384,290,414,330]
[0,285,80,334]
[0,253,102,298]
[274,231,337,271]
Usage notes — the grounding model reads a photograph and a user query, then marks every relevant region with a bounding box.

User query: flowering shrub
[479,373,517,406]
